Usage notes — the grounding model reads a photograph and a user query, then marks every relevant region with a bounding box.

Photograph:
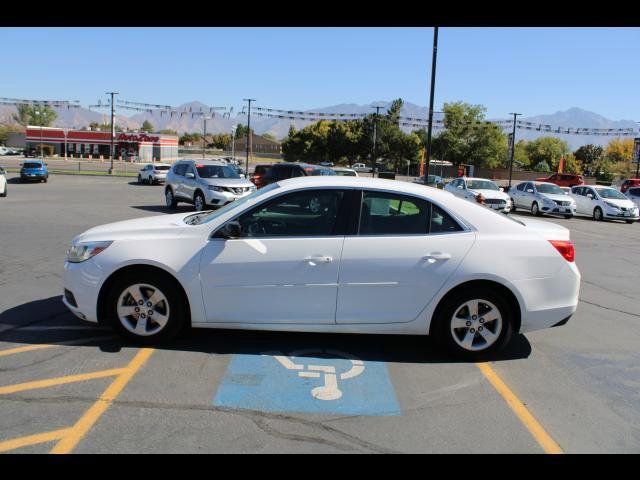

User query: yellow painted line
[0,428,72,453]
[0,335,116,358]
[51,348,155,454]
[476,362,563,454]
[0,368,125,395]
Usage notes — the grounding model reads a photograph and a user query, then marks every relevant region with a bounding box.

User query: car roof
[463,177,497,182]
[274,162,329,168]
[178,159,227,165]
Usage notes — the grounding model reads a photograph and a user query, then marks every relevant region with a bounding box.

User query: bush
[534,160,550,172]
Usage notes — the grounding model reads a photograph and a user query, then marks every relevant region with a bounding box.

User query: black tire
[1,187,6,197]
[564,215,572,219]
[105,271,188,345]
[531,202,541,216]
[593,207,603,221]
[626,220,635,224]
[43,177,48,183]
[165,187,177,209]
[138,174,142,184]
[194,191,206,211]
[432,286,514,361]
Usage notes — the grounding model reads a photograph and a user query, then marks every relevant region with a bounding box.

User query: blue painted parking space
[213,349,401,416]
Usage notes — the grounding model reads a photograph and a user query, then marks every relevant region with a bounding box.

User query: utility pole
[231,125,237,160]
[371,105,383,178]
[202,116,211,159]
[243,99,255,177]
[106,92,118,174]
[508,112,522,188]
[424,26,439,185]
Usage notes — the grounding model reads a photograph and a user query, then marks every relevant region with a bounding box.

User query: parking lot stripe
[0,336,115,358]
[0,427,73,453]
[476,362,563,454]
[0,368,125,395]
[50,348,154,454]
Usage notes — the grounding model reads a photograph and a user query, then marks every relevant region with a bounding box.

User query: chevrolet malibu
[63,177,580,360]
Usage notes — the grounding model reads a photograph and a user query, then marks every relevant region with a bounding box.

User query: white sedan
[62,177,580,360]
[510,181,576,218]
[571,185,639,223]
[444,177,511,213]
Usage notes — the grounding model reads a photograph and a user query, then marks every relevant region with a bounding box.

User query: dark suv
[262,162,336,186]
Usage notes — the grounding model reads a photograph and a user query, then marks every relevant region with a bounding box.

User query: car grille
[484,199,506,205]
[225,187,251,195]
[554,200,572,206]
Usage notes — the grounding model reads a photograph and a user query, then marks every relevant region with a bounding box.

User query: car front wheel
[593,207,603,221]
[531,202,541,216]
[165,188,177,209]
[106,273,187,344]
[434,287,514,361]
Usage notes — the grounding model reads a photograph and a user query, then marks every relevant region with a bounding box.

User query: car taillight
[549,240,575,262]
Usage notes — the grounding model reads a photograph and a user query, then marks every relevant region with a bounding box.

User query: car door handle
[422,252,451,262]
[304,256,333,265]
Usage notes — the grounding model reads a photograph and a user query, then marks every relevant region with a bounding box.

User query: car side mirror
[499,187,504,192]
[587,194,593,199]
[526,189,534,193]
[214,221,241,239]
[186,172,195,179]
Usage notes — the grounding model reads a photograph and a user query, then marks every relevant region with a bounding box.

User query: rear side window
[430,204,464,234]
[173,163,187,176]
[359,191,430,235]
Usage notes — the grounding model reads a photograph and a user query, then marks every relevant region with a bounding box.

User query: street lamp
[34,110,44,159]
[231,125,237,160]
[202,116,212,159]
[424,26,439,186]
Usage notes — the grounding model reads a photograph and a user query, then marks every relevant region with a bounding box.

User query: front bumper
[541,204,576,216]
[205,188,254,206]
[21,172,47,180]
[603,209,639,220]
[62,260,105,323]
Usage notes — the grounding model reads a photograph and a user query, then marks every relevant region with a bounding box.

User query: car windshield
[466,179,499,190]
[154,165,171,171]
[596,188,627,199]
[196,164,240,179]
[23,162,43,169]
[536,183,564,194]
[304,167,337,176]
[186,183,281,225]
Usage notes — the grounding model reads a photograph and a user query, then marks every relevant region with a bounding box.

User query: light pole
[106,91,118,174]
[508,112,522,188]
[371,105,384,178]
[243,98,256,176]
[231,125,237,159]
[34,110,44,159]
[424,26,439,185]
[202,116,212,159]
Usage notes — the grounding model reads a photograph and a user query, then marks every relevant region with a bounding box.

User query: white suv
[138,163,171,184]
[165,159,256,211]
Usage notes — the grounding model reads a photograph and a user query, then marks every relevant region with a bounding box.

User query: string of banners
[89,99,232,119]
[0,98,81,108]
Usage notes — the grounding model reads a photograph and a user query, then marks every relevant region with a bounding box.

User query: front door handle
[304,256,333,266]
[422,252,451,263]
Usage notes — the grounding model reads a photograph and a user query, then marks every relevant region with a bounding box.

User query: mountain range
[1,102,637,150]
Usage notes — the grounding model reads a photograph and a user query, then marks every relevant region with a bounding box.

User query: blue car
[20,160,49,183]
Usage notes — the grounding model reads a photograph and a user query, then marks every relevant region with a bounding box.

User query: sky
[1,27,639,121]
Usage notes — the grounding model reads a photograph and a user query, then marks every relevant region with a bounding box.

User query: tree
[604,138,635,177]
[141,120,154,133]
[524,137,570,172]
[234,124,253,139]
[0,124,24,144]
[13,104,57,127]
[573,144,603,174]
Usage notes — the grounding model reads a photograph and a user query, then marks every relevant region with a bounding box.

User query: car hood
[538,193,573,203]
[200,178,253,187]
[515,217,570,241]
[602,198,637,208]
[74,212,195,243]
[467,189,509,200]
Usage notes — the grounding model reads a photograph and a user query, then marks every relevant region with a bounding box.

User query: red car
[535,173,585,187]
[620,179,640,194]
[250,164,273,189]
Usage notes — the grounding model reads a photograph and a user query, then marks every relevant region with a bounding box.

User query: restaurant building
[24,126,179,162]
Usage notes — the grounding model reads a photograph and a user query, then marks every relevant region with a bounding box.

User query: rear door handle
[304,256,333,266]
[422,252,451,262]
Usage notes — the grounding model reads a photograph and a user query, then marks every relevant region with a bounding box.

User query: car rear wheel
[433,287,514,361]
[106,273,187,344]
[531,202,541,216]
[593,207,603,221]
[165,188,177,209]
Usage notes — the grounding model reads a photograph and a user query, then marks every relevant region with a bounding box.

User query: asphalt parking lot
[1,173,639,453]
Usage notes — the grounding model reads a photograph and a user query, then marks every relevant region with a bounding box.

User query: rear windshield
[254,165,271,175]
[536,183,564,194]
[628,188,640,196]
[23,162,43,169]
[196,164,240,179]
[304,167,337,176]
[154,165,171,171]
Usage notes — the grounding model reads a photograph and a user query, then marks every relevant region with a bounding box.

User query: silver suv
[165,159,256,211]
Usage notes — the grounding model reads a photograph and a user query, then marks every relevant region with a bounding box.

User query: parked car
[624,187,640,210]
[138,163,171,185]
[413,175,444,188]
[570,185,639,223]
[510,181,576,218]
[250,164,273,188]
[0,167,7,197]
[62,176,580,360]
[619,178,640,194]
[332,167,358,177]
[535,173,585,187]
[165,159,256,211]
[351,163,373,173]
[319,161,334,167]
[262,162,336,186]
[444,177,511,213]
[20,160,49,183]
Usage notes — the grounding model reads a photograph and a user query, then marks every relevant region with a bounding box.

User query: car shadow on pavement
[1,296,532,364]
[130,205,194,214]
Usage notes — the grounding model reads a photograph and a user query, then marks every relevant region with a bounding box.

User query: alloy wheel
[165,190,174,207]
[116,283,170,337]
[195,194,204,211]
[449,299,503,352]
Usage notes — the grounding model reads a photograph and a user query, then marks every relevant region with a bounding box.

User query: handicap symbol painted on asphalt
[213,349,401,416]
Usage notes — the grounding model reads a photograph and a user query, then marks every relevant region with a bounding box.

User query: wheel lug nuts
[147,302,152,307]
[472,315,477,320]
[148,310,153,316]
[470,328,475,333]
[140,313,146,319]
[478,326,483,331]
[479,318,484,323]
[465,321,471,326]
[134,307,140,312]
[138,300,144,305]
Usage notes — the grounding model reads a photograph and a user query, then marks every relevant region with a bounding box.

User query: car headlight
[604,201,620,210]
[208,185,224,192]
[66,241,113,263]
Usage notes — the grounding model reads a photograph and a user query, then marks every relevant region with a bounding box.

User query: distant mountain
[1,103,636,150]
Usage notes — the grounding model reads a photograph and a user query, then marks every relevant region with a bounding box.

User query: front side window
[173,163,187,176]
[516,183,525,191]
[235,189,346,237]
